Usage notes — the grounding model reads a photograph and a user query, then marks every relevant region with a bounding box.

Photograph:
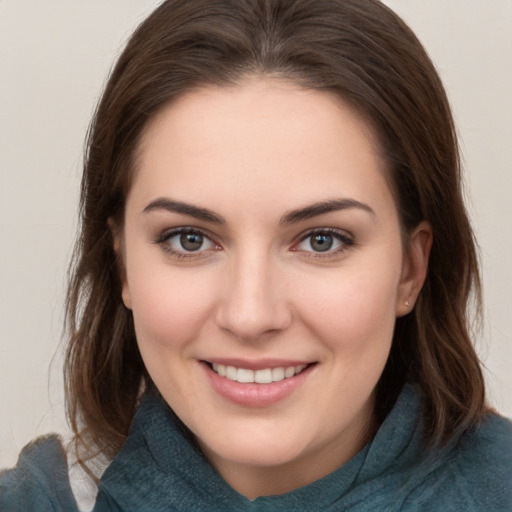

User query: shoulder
[459,412,512,463]
[0,435,79,512]
[407,413,512,512]
[453,413,512,505]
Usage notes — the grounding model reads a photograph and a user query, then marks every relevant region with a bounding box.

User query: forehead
[129,77,394,217]
[139,77,379,159]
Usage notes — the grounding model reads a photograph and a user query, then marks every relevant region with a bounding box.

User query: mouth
[201,360,316,406]
[205,361,314,384]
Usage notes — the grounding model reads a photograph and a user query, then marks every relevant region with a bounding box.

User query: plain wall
[1,1,511,467]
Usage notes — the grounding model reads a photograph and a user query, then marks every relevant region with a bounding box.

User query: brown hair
[65,0,485,468]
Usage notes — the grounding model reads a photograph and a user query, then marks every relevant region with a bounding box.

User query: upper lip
[203,358,315,370]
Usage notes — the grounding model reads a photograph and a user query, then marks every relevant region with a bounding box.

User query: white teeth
[255,368,272,384]
[237,368,255,383]
[211,363,308,383]
[226,366,237,380]
[271,367,285,382]
[284,366,296,378]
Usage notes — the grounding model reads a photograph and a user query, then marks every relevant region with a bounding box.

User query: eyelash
[293,228,355,258]
[154,227,355,259]
[154,227,220,259]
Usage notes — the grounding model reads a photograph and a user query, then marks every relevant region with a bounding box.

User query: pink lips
[201,359,314,407]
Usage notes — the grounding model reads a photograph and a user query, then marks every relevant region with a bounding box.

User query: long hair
[65,0,485,469]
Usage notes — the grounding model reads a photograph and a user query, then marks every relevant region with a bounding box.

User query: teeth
[211,363,308,383]
[237,368,254,383]
[255,368,272,384]
[271,367,285,382]
[226,366,237,380]
[284,366,295,378]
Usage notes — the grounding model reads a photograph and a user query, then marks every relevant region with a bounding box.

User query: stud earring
[404,300,410,307]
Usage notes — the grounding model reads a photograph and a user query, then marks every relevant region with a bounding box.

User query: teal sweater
[2,385,512,511]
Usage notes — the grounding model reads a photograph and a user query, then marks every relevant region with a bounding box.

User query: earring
[404,300,410,307]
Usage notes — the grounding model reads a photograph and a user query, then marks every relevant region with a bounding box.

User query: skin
[116,77,431,499]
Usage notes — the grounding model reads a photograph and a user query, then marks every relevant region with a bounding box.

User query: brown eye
[180,232,204,251]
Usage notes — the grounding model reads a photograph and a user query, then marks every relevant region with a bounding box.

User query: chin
[203,439,306,469]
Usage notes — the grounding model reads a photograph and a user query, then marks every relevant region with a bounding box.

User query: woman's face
[118,78,429,497]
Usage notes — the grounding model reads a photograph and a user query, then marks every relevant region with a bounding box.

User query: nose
[215,250,292,341]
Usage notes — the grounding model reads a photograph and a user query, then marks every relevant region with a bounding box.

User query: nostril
[215,298,293,341]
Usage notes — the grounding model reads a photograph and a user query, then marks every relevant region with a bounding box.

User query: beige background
[1,1,511,467]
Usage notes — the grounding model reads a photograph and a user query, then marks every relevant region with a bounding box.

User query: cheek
[296,260,401,351]
[125,257,219,354]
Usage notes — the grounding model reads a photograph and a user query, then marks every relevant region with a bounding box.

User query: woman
[2,0,511,510]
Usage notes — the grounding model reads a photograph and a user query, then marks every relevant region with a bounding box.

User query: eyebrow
[143,197,374,225]
[143,198,226,224]
[280,198,375,225]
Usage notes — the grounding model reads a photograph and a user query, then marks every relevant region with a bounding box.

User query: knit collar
[95,384,427,511]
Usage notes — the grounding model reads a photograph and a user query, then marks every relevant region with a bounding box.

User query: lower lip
[202,363,314,407]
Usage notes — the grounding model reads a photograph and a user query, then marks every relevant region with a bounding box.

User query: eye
[303,233,338,252]
[294,229,353,255]
[175,232,208,252]
[156,228,219,257]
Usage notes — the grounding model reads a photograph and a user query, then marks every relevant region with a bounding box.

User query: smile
[203,360,315,407]
[211,363,308,384]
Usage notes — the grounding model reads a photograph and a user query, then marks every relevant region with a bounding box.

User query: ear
[396,221,432,317]
[108,218,132,310]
